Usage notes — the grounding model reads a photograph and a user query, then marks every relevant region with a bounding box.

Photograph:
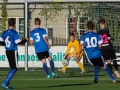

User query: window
[79,24,85,29]
[19,18,24,39]
[70,18,77,31]
[67,18,77,35]
[80,17,88,23]
[47,28,53,39]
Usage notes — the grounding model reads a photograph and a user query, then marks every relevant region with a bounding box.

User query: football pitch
[0,68,120,90]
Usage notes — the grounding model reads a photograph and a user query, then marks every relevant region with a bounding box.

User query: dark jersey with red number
[97,28,114,51]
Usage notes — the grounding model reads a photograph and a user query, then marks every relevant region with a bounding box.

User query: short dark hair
[99,18,106,24]
[70,34,75,37]
[8,18,15,26]
[34,18,41,25]
[87,21,94,30]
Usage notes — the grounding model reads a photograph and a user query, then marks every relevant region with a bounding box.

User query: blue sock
[43,63,50,75]
[3,69,18,86]
[104,67,115,81]
[94,65,99,80]
[49,60,55,73]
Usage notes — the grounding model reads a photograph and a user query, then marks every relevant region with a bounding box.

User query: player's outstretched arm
[17,38,28,45]
[108,36,115,40]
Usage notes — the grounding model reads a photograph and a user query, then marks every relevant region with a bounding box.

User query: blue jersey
[30,28,49,53]
[0,29,21,50]
[80,31,103,59]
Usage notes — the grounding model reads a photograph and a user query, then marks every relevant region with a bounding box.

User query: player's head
[99,18,106,27]
[34,18,41,26]
[99,18,106,24]
[70,34,75,42]
[86,21,94,31]
[8,18,15,27]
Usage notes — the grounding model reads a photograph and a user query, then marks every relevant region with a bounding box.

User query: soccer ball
[62,59,69,66]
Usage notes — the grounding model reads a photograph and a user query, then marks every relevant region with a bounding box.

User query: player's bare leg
[48,56,59,78]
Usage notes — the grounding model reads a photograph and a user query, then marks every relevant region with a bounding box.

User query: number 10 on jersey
[85,37,97,48]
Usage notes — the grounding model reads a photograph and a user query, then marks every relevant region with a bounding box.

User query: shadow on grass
[66,74,105,78]
[66,72,105,78]
[26,83,92,89]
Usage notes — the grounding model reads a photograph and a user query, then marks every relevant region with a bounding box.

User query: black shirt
[97,28,114,51]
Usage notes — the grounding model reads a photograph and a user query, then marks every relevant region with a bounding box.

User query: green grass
[0,68,120,90]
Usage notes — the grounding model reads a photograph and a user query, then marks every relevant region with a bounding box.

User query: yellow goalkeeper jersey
[65,40,80,55]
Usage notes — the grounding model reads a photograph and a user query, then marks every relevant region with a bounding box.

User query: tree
[39,3,90,40]
[1,0,8,32]
[39,3,90,22]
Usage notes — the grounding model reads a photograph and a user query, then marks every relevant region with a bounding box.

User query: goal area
[24,0,120,71]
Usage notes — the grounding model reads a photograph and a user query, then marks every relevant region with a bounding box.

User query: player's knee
[107,60,111,64]
[48,56,52,60]
[102,66,106,69]
[67,55,72,59]
[41,59,47,63]
[76,59,79,63]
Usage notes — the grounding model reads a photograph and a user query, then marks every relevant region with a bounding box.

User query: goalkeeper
[58,34,85,73]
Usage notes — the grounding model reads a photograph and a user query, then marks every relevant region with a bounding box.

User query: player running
[58,34,85,73]
[30,18,58,78]
[97,18,120,78]
[0,18,28,90]
[78,21,117,84]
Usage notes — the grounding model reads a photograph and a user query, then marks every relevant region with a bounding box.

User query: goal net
[25,1,120,71]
